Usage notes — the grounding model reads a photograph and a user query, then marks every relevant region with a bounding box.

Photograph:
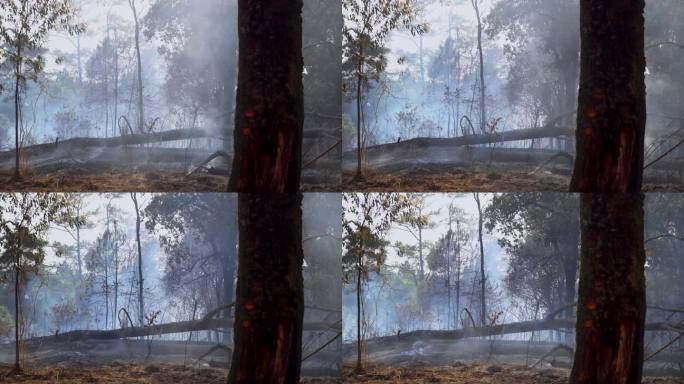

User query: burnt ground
[0,363,339,384]
[343,168,570,192]
[0,167,337,192]
[0,339,340,383]
[343,363,684,384]
[343,167,684,192]
[0,168,229,193]
[342,339,684,383]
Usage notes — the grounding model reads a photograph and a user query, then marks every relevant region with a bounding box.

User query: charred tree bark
[228,194,304,384]
[228,0,304,192]
[570,194,647,384]
[570,0,646,192]
[569,1,648,383]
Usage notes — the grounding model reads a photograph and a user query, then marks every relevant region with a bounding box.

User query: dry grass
[343,170,571,192]
[343,363,684,384]
[0,362,339,384]
[0,169,228,192]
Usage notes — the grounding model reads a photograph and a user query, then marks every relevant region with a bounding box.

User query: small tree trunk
[130,0,145,134]
[227,194,304,384]
[472,0,486,134]
[474,193,486,326]
[13,266,21,373]
[13,45,22,180]
[228,0,304,192]
[356,240,363,371]
[131,193,144,326]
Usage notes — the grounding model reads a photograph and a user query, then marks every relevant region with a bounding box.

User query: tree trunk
[227,194,304,384]
[472,0,486,134]
[474,193,486,326]
[228,0,304,192]
[356,239,363,371]
[570,0,646,192]
[130,0,145,134]
[223,0,239,152]
[13,266,21,373]
[570,194,646,384]
[131,193,144,326]
[355,60,363,180]
[13,44,22,180]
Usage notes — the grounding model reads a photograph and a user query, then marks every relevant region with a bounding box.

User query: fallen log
[25,318,338,344]
[354,125,575,155]
[0,129,214,162]
[358,319,684,346]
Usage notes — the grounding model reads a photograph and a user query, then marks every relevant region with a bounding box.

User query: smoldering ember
[343,193,684,383]
[0,193,342,383]
[342,0,684,192]
[0,0,341,192]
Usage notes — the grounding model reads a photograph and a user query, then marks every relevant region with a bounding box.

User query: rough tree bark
[228,0,304,193]
[227,1,305,382]
[570,0,646,193]
[570,194,647,384]
[228,194,305,384]
[570,1,647,383]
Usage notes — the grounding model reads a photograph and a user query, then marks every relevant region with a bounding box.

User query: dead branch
[303,140,342,169]
[645,331,684,362]
[301,332,342,363]
[544,303,577,321]
[529,344,574,368]
[195,344,232,366]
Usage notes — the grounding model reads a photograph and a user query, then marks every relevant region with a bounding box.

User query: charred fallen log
[25,318,337,344]
[356,125,575,154]
[0,129,213,163]
[359,319,684,346]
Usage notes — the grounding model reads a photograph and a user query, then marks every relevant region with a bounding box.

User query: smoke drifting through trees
[0,193,342,381]
[342,193,684,379]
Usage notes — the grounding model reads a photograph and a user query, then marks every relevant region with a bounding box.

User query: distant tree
[487,0,580,136]
[343,193,410,372]
[144,0,238,140]
[0,0,83,179]
[485,193,580,329]
[145,193,237,334]
[343,0,426,179]
[395,194,438,281]
[0,193,75,374]
[0,305,12,338]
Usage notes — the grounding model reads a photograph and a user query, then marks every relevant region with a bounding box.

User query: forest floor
[0,339,340,383]
[343,168,571,192]
[343,363,684,384]
[0,362,339,383]
[0,169,336,192]
[0,169,229,192]
[343,169,684,192]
